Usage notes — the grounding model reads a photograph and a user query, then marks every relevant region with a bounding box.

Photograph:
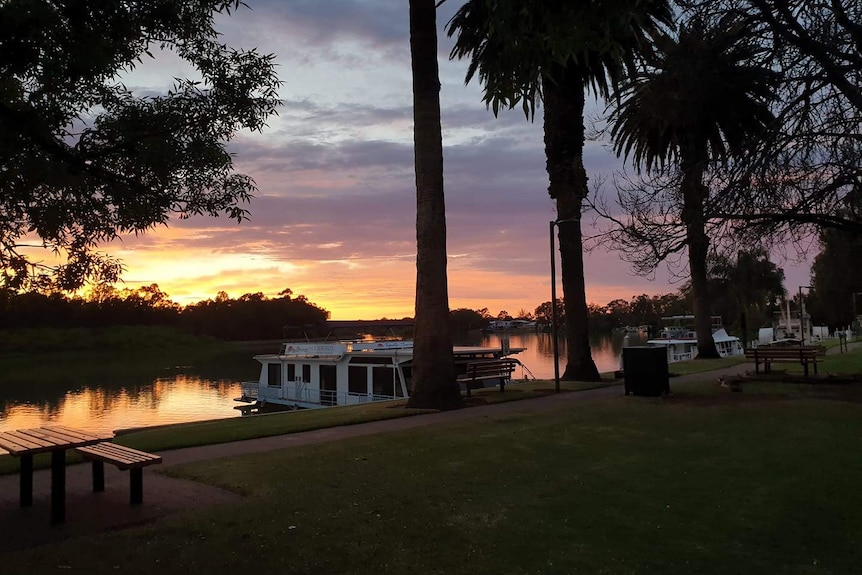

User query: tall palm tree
[447,0,673,380]
[407,0,461,409]
[610,17,779,358]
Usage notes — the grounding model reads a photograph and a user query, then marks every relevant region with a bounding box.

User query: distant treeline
[0,285,330,341]
[1,278,787,342]
[449,292,691,333]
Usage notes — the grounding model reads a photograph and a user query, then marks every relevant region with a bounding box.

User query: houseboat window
[302,364,311,383]
[348,366,367,395]
[267,363,281,387]
[372,366,395,397]
[348,357,393,365]
[287,364,296,381]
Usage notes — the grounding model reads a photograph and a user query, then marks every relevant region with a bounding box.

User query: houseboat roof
[253,341,525,363]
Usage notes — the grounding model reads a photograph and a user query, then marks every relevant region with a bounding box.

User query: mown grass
[4,379,862,574]
[0,379,613,475]
[667,355,749,376]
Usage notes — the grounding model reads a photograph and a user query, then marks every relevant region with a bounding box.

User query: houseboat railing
[253,384,400,408]
[240,381,259,400]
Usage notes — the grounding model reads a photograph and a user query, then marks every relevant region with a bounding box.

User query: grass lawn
[4,379,862,574]
[2,349,857,476]
[667,355,749,376]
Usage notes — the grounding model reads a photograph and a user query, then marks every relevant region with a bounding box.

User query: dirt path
[0,357,837,552]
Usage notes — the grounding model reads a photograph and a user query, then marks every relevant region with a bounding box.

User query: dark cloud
[217,0,407,56]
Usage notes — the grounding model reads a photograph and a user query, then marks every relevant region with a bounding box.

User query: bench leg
[20,453,33,507]
[51,449,66,524]
[130,468,143,505]
[803,362,809,378]
[465,381,472,398]
[499,379,506,393]
[92,460,105,492]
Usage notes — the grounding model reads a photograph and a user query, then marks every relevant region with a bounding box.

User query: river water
[0,331,645,435]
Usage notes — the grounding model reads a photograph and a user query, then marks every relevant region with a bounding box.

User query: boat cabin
[239,340,525,411]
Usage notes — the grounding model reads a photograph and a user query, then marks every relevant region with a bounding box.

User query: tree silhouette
[609,17,778,358]
[406,0,460,409]
[0,0,279,291]
[447,0,673,379]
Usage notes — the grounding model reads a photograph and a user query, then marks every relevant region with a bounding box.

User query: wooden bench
[457,359,519,397]
[75,443,162,505]
[744,346,826,378]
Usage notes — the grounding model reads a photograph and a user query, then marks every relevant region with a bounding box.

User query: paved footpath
[0,349,856,552]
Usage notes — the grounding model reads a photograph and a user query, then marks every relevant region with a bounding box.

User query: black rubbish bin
[622,346,670,396]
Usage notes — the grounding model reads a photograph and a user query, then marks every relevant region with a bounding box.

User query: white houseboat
[485,319,537,331]
[646,315,744,363]
[236,340,529,412]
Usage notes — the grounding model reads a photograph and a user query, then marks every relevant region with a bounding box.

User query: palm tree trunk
[681,156,720,359]
[543,65,601,381]
[406,0,460,409]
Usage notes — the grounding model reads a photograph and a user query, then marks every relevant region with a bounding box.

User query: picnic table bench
[0,425,112,523]
[744,345,826,378]
[76,442,162,505]
[457,358,519,397]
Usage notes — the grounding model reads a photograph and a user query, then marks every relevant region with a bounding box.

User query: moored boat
[236,340,531,412]
[484,319,537,331]
[646,315,744,363]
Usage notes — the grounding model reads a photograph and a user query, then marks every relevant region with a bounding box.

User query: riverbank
[4,348,860,474]
[2,358,861,570]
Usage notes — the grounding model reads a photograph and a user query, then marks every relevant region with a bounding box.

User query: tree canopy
[0,0,280,291]
[680,0,862,235]
[606,15,778,358]
[447,0,673,380]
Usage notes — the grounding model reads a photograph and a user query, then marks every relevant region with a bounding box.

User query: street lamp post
[549,218,578,393]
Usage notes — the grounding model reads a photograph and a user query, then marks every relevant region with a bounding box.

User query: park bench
[76,443,162,505]
[744,346,826,378]
[457,358,519,397]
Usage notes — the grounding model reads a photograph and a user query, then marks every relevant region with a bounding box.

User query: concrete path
[0,352,852,552]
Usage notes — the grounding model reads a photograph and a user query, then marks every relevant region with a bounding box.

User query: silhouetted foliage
[703,250,785,346]
[678,0,862,235]
[0,0,280,291]
[810,229,862,329]
[606,15,779,358]
[449,308,490,332]
[0,285,329,340]
[447,0,673,380]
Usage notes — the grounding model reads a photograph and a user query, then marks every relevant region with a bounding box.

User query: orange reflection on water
[0,375,243,436]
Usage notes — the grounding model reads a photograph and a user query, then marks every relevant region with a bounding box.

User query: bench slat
[78,446,150,465]
[76,443,162,470]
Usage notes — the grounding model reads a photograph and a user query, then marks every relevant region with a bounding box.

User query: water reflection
[0,333,644,436]
[0,345,264,436]
[455,330,648,379]
[0,375,246,436]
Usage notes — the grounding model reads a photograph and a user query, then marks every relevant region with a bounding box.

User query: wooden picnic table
[0,425,113,524]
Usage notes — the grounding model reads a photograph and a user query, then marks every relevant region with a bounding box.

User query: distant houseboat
[485,319,537,331]
[646,316,744,363]
[236,340,529,412]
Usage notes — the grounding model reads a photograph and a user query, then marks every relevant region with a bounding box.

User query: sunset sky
[104,0,812,320]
